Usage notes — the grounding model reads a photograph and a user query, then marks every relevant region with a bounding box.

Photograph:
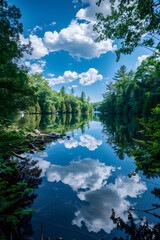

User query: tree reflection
[11,113,93,134]
[111,209,160,240]
[0,156,42,240]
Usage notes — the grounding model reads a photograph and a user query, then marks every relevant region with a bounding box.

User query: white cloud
[48,73,55,77]
[20,34,49,60]
[136,55,149,67]
[73,175,147,233]
[46,158,115,191]
[79,134,102,150]
[58,138,79,149]
[58,134,102,150]
[49,21,56,26]
[79,68,103,86]
[48,68,103,86]
[25,60,46,74]
[44,156,146,234]
[33,157,50,177]
[76,0,113,23]
[49,70,78,86]
[44,20,117,59]
[31,25,42,34]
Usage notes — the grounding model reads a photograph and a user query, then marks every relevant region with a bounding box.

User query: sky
[10,0,151,102]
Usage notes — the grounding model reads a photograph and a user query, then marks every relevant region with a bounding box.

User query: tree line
[100,55,160,115]
[27,74,93,115]
[0,0,92,120]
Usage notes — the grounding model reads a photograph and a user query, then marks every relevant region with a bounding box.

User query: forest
[100,56,160,115]
[1,0,160,239]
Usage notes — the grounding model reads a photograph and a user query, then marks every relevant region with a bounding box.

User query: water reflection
[58,134,102,151]
[44,158,147,234]
[73,175,146,233]
[11,113,94,134]
[47,158,115,191]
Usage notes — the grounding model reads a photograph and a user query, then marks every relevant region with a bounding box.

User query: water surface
[12,113,160,239]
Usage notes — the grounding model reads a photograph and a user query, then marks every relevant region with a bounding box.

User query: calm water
[12,113,160,239]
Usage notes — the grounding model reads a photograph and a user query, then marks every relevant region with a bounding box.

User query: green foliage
[131,107,160,178]
[0,0,33,118]
[26,74,92,114]
[100,55,160,115]
[0,154,41,238]
[95,0,160,61]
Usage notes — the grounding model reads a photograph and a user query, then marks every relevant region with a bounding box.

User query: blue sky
[10,0,151,102]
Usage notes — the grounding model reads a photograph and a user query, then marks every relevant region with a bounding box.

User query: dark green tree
[0,0,33,117]
[70,88,75,95]
[60,86,66,96]
[80,91,86,103]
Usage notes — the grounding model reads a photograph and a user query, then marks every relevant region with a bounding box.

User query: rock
[28,143,36,150]
[34,129,40,135]
[49,132,56,136]
[56,238,64,240]
[27,133,34,137]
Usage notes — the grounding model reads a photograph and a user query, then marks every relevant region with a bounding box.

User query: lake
[11,113,160,240]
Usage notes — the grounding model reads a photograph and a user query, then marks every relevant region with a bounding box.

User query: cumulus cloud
[76,0,113,23]
[20,34,49,60]
[58,138,79,149]
[44,155,146,234]
[33,157,51,177]
[58,134,102,150]
[25,60,46,74]
[48,68,103,86]
[136,55,150,67]
[79,134,102,150]
[49,71,78,86]
[46,158,115,191]
[79,68,103,86]
[44,20,117,59]
[73,175,147,233]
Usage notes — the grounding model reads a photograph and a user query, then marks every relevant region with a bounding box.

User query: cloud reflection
[58,134,102,151]
[45,158,146,234]
[46,158,115,191]
[73,175,147,233]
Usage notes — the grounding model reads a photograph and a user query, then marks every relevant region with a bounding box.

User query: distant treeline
[100,55,160,115]
[0,0,92,119]
[27,74,93,114]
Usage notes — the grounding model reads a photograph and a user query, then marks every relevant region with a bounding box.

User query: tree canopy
[94,0,160,60]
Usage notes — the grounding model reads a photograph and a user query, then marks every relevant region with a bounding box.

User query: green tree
[0,0,33,117]
[94,0,160,61]
[60,86,66,96]
[70,88,75,95]
[80,91,86,103]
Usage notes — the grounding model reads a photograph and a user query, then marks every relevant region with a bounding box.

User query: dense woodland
[0,0,92,120]
[1,0,160,239]
[100,56,160,115]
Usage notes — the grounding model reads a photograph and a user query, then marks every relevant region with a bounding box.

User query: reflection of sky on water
[58,134,102,151]
[47,158,115,191]
[74,175,147,233]
[34,155,147,233]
